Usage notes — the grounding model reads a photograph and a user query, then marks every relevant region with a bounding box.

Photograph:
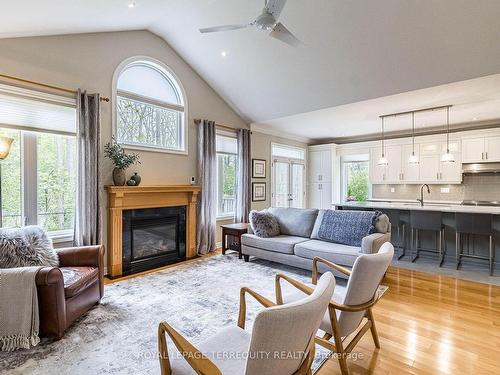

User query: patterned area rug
[0,255,341,375]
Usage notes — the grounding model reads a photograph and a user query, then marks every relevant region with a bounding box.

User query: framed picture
[252,182,266,202]
[252,159,266,178]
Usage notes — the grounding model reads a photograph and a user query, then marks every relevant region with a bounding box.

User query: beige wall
[0,30,248,255]
[250,131,309,211]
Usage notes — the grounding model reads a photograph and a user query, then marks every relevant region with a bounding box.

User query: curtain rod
[193,118,248,133]
[0,73,110,102]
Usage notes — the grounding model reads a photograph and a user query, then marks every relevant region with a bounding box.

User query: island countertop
[334,201,500,215]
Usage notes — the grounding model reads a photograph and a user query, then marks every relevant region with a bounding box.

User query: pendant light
[378,116,388,166]
[408,111,419,164]
[441,106,455,163]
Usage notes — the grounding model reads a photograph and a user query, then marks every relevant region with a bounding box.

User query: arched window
[114,58,186,153]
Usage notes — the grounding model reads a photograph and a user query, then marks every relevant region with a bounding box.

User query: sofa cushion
[249,210,280,238]
[241,234,308,254]
[267,207,318,238]
[294,240,360,266]
[61,266,99,298]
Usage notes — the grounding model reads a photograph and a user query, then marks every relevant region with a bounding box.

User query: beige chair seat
[167,326,250,375]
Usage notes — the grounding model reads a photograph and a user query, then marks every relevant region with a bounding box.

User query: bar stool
[410,210,445,266]
[383,209,406,259]
[455,213,494,276]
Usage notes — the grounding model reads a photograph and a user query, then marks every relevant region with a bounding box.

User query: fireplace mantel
[105,185,200,278]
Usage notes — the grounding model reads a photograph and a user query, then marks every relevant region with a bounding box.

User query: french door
[272,158,305,208]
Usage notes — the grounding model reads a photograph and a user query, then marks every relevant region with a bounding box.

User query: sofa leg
[243,255,249,262]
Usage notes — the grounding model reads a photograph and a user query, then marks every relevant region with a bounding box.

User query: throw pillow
[0,226,59,268]
[249,210,280,238]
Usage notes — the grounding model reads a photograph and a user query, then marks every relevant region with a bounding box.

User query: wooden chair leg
[331,318,349,375]
[366,308,380,349]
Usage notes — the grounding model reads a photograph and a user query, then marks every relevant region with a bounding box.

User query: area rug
[0,255,340,375]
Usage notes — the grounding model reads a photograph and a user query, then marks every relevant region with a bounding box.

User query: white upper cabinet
[384,146,403,182]
[370,144,419,183]
[369,148,387,184]
[401,144,420,182]
[308,149,332,182]
[419,141,462,184]
[462,136,500,163]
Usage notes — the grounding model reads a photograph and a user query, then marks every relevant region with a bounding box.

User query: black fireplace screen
[122,206,186,275]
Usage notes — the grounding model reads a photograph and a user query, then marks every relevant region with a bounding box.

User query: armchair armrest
[57,245,104,267]
[35,267,63,286]
[158,321,221,375]
[275,273,315,305]
[238,287,276,329]
[312,256,351,285]
[328,292,381,312]
[361,232,391,254]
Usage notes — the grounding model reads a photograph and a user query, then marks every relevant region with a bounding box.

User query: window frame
[112,56,189,155]
[216,132,238,220]
[340,154,371,202]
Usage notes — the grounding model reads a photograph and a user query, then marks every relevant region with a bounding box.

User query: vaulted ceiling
[2,0,500,137]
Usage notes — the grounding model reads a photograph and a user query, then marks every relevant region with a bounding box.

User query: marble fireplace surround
[105,185,200,278]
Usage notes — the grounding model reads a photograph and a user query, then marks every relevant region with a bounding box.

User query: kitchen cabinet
[309,182,332,209]
[401,144,420,182]
[369,148,387,183]
[419,141,462,183]
[462,136,500,163]
[308,149,332,182]
[370,145,419,183]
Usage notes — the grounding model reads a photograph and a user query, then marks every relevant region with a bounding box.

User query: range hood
[462,162,500,174]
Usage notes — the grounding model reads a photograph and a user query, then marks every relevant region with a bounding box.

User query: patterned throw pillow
[249,210,280,238]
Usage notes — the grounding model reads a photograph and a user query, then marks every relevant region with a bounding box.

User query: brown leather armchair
[35,245,105,339]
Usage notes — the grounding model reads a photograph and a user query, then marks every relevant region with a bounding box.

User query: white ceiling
[252,73,500,142]
[2,0,500,134]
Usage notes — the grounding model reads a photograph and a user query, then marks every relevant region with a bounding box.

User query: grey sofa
[241,207,391,276]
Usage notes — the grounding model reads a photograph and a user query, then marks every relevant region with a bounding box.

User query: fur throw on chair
[0,226,59,268]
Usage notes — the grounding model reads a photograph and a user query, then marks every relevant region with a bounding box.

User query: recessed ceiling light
[221,51,227,57]
[128,2,136,8]
[472,117,478,121]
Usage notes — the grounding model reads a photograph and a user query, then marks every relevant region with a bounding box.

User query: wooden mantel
[105,185,200,278]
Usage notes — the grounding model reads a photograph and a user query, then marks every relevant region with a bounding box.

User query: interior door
[273,159,305,208]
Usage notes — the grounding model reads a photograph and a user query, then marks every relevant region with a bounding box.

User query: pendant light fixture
[441,106,455,163]
[378,116,389,166]
[408,111,419,165]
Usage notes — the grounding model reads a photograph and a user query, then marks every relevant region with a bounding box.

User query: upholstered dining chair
[158,272,336,375]
[276,242,394,375]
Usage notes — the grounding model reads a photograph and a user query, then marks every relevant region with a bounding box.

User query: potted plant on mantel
[104,137,141,186]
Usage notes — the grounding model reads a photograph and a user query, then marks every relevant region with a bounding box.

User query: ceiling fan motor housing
[256,11,276,30]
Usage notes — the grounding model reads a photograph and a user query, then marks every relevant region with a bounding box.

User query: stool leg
[398,224,406,260]
[456,232,461,270]
[439,229,444,267]
[412,229,419,262]
[489,235,494,276]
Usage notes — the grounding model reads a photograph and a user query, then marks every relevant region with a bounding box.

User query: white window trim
[340,155,371,201]
[112,56,189,155]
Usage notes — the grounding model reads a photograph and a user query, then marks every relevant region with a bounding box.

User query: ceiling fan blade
[269,22,300,47]
[264,0,288,19]
[199,24,249,33]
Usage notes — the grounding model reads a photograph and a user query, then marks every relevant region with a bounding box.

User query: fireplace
[122,206,186,275]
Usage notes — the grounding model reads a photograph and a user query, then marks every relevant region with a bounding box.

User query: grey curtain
[74,90,101,246]
[197,120,217,255]
[236,129,251,223]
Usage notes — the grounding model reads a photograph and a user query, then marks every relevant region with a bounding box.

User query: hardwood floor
[105,255,500,374]
[317,266,500,375]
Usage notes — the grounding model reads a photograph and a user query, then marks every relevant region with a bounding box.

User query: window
[0,84,77,239]
[342,155,369,202]
[115,58,186,153]
[271,143,305,160]
[216,134,238,218]
[271,143,306,208]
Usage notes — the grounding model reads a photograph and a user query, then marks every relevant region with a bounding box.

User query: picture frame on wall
[252,159,266,178]
[252,182,266,202]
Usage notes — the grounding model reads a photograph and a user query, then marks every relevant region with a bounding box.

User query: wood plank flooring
[316,266,500,375]
[105,254,500,374]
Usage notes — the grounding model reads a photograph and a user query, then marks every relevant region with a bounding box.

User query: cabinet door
[308,183,322,209]
[420,154,440,182]
[370,148,387,184]
[440,153,462,183]
[308,151,322,183]
[462,138,485,163]
[320,150,332,182]
[485,136,500,162]
[401,144,420,181]
[320,182,332,209]
[384,146,403,183]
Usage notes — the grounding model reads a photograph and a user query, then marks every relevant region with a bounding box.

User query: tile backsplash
[372,174,500,202]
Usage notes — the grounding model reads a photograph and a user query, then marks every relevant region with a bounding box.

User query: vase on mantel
[130,172,141,186]
[112,167,126,186]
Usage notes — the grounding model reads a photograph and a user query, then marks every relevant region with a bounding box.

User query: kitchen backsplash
[371,174,500,202]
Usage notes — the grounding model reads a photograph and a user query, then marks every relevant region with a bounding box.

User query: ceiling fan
[199,0,300,47]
